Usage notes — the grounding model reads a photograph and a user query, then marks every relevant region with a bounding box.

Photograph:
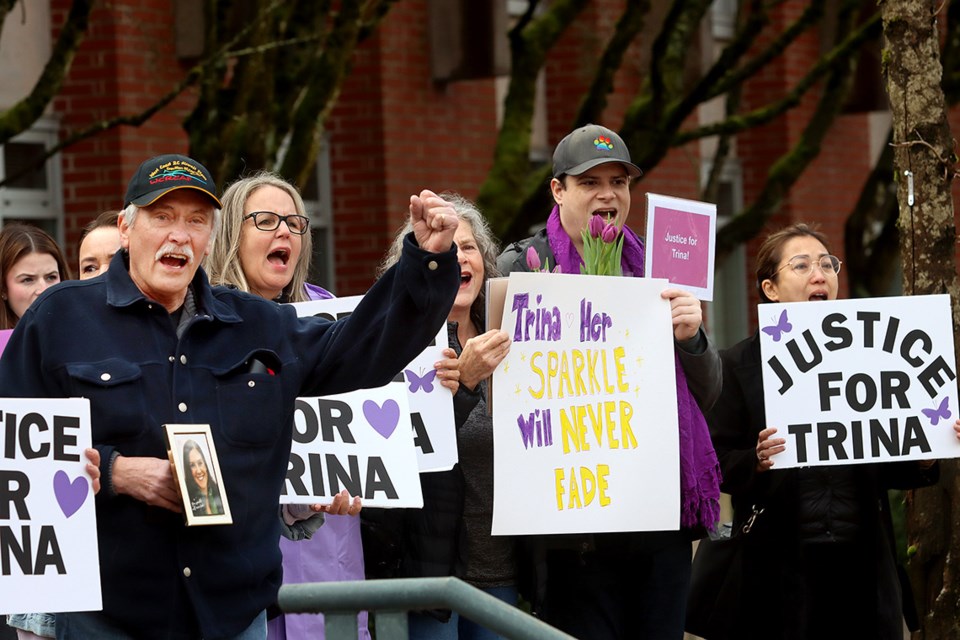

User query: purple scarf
[546,207,721,530]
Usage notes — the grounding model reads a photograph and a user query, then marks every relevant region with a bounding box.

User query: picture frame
[163,423,233,526]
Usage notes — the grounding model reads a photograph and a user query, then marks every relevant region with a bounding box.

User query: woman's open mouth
[268,248,290,266]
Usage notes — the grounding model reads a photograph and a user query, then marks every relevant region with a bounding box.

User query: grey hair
[378,193,499,331]
[122,200,222,256]
[203,172,313,302]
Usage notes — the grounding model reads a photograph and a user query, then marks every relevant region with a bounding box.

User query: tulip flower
[580,215,623,277]
[525,246,542,271]
[601,222,618,243]
[588,214,605,239]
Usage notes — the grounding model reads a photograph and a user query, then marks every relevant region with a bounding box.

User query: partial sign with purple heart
[281,383,422,508]
[0,397,101,614]
[292,297,458,473]
[759,294,960,468]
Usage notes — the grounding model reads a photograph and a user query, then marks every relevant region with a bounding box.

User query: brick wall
[52,0,193,266]
[328,0,498,293]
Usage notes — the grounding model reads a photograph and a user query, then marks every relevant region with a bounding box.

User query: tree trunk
[881,1,960,637]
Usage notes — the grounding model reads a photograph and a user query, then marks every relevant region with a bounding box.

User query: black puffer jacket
[707,331,939,639]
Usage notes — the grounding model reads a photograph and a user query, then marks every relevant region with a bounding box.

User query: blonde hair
[204,172,313,302]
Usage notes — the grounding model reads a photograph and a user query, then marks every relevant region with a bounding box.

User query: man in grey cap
[498,125,722,639]
[0,153,461,639]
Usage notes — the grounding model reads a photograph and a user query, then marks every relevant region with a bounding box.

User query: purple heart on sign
[53,470,88,518]
[363,399,400,439]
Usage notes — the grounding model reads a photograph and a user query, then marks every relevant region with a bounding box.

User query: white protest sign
[492,272,680,535]
[281,383,423,508]
[759,295,959,468]
[292,297,457,472]
[0,398,101,614]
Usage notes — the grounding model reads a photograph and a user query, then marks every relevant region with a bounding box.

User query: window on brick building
[710,0,737,41]
[428,0,509,82]
[0,117,63,242]
[299,135,335,294]
[702,159,748,349]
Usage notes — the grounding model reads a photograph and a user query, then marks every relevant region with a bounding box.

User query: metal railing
[278,577,576,640]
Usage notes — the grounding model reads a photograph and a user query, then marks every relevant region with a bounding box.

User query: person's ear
[550,178,564,206]
[118,213,132,250]
[761,278,779,302]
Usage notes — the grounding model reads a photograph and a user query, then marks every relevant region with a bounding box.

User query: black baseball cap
[124,154,222,208]
[552,124,642,179]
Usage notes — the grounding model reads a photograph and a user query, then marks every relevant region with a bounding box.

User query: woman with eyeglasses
[702,223,941,639]
[205,172,368,640]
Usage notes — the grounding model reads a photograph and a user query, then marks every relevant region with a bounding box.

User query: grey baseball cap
[552,124,642,178]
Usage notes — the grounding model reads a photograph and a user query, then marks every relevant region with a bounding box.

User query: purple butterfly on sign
[404,369,436,394]
[921,396,951,426]
[761,309,792,343]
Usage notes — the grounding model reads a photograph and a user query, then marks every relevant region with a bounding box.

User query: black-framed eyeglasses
[243,211,310,235]
[774,254,842,278]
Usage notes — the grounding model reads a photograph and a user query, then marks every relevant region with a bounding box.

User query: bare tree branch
[572,1,649,126]
[0,0,288,189]
[715,0,864,258]
[477,0,591,237]
[674,11,880,146]
[708,0,826,100]
[0,0,96,144]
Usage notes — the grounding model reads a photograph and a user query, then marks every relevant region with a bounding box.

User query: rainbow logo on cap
[594,136,614,151]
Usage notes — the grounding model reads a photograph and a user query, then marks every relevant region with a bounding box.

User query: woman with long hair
[2,223,96,640]
[376,193,513,640]
[0,223,71,329]
[182,439,223,516]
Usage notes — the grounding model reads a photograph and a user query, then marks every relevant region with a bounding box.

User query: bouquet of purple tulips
[580,214,623,277]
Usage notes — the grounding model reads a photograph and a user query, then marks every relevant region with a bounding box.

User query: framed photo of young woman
[164,423,233,526]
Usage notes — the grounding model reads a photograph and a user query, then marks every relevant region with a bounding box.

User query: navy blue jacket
[0,235,458,639]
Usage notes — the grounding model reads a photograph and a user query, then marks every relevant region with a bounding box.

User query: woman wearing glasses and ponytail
[703,223,942,639]
[205,172,368,640]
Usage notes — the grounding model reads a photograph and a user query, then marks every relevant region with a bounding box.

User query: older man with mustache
[0,154,461,640]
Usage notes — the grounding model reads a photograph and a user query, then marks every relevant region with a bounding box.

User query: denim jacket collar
[104,250,242,324]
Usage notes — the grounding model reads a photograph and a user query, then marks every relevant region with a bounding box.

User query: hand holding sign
[661,288,702,342]
[84,448,101,495]
[459,329,511,390]
[318,490,362,516]
[755,427,786,472]
[432,350,461,393]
